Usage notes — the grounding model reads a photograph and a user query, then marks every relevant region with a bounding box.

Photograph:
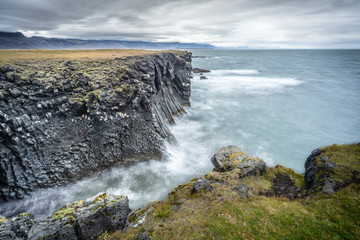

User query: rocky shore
[0,50,192,201]
[1,143,359,239]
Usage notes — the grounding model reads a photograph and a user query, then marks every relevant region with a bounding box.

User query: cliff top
[0,49,165,64]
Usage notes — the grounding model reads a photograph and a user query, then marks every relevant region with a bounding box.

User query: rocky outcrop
[0,51,192,201]
[0,192,131,239]
[211,145,266,176]
[305,144,360,194]
[192,68,210,73]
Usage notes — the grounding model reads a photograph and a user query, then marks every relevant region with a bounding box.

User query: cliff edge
[0,49,192,201]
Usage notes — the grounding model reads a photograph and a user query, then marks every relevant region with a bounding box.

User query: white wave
[202,76,303,93]
[210,69,260,75]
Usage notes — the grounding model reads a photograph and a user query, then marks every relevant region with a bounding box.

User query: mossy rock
[305,143,360,194]
[211,145,266,177]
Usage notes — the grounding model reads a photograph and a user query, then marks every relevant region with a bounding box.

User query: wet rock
[232,183,249,199]
[192,68,211,73]
[192,178,212,194]
[200,75,207,80]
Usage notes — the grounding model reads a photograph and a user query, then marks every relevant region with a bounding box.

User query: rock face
[305,144,360,194]
[0,51,192,201]
[0,192,131,240]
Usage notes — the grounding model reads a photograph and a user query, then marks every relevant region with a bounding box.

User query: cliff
[0,49,192,201]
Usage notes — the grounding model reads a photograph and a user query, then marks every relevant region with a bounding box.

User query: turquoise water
[185,49,360,172]
[2,49,359,217]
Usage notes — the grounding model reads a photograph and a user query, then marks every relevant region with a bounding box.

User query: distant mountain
[0,32,215,50]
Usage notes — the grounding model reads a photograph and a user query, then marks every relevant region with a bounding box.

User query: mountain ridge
[0,32,215,50]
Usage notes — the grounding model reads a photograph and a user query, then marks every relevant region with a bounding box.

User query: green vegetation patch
[104,184,360,240]
[53,200,84,221]
[318,144,360,184]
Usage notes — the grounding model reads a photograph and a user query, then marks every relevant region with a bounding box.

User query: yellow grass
[0,49,161,64]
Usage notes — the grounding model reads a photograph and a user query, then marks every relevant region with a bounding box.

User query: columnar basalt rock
[0,51,192,201]
[0,193,131,240]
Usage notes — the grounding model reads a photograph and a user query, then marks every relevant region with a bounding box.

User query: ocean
[2,49,360,217]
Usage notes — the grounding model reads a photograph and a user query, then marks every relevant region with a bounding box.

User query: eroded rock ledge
[0,50,192,201]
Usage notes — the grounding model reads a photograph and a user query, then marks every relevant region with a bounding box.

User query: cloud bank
[1,0,360,48]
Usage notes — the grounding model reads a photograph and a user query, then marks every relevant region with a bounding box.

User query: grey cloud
[0,0,360,48]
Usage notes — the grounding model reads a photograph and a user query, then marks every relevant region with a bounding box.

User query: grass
[102,183,360,240]
[318,144,360,184]
[0,49,161,64]
[99,144,360,240]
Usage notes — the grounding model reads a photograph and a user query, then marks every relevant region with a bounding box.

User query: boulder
[192,68,211,73]
[191,178,212,194]
[305,144,360,194]
[75,192,130,239]
[211,146,266,177]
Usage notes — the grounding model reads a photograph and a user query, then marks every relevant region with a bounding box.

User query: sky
[0,0,360,48]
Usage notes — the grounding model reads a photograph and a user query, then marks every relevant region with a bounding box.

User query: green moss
[53,200,84,221]
[318,144,360,183]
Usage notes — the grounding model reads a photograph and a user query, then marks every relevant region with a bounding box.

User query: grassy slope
[101,144,360,240]
[0,49,161,64]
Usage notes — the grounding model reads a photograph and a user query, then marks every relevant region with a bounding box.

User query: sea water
[1,49,360,217]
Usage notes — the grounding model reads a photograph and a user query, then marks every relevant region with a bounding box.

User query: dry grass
[0,49,162,64]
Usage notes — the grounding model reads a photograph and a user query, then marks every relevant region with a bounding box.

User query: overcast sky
[1,0,360,48]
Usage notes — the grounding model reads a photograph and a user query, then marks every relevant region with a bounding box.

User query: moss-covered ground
[99,144,360,240]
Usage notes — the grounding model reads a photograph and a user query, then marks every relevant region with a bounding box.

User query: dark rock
[305,148,340,194]
[232,184,249,199]
[192,178,212,194]
[262,173,302,200]
[0,51,192,202]
[200,75,207,80]
[192,68,211,73]
[0,192,130,240]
